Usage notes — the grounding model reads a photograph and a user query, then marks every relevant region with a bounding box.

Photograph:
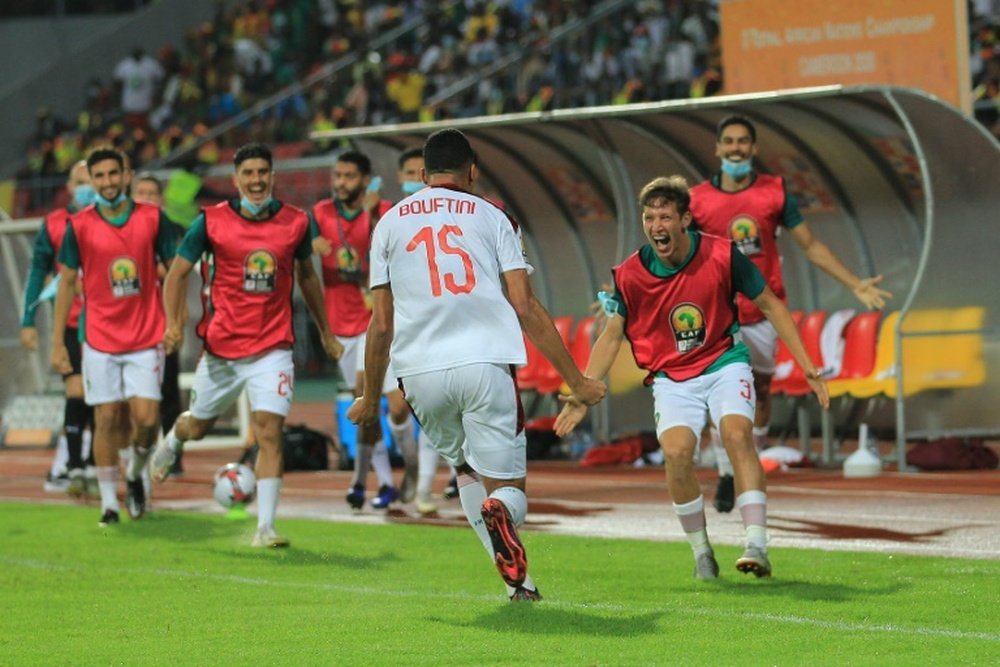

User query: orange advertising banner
[720,0,970,112]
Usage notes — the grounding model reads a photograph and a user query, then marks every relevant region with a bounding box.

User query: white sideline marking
[4,556,998,643]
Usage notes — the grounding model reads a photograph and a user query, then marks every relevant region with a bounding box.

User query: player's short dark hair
[337,150,372,176]
[233,143,273,168]
[717,115,756,142]
[86,148,125,172]
[423,129,475,175]
[134,171,163,194]
[398,146,423,170]
[638,176,691,216]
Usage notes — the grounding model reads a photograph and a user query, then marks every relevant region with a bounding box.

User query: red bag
[905,438,999,471]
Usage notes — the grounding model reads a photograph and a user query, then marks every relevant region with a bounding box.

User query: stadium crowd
[15,0,1000,214]
[19,0,723,202]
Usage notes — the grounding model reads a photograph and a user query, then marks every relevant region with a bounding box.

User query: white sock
[96,466,119,512]
[389,418,417,469]
[711,427,734,476]
[489,486,528,526]
[127,445,150,481]
[416,431,439,500]
[165,428,184,453]
[752,426,769,451]
[457,474,492,555]
[50,434,69,477]
[673,495,712,556]
[256,477,282,531]
[371,440,393,487]
[736,489,768,549]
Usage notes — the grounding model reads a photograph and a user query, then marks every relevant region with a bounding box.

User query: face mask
[721,157,753,179]
[240,196,272,216]
[401,180,423,194]
[73,184,96,208]
[95,191,126,208]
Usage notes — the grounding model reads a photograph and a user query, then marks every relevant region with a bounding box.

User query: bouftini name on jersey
[109,256,141,297]
[398,197,476,216]
[243,249,276,292]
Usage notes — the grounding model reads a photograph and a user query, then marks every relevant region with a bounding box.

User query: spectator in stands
[555,174,828,581]
[688,115,892,513]
[113,47,165,130]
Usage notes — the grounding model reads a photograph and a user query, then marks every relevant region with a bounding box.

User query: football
[212,463,257,508]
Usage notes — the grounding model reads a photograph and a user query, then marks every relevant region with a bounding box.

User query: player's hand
[567,375,606,407]
[363,190,381,215]
[806,372,830,409]
[853,275,892,310]
[20,327,38,352]
[163,323,184,355]
[554,399,588,438]
[312,236,333,257]
[321,332,344,360]
[346,396,379,426]
[50,343,72,375]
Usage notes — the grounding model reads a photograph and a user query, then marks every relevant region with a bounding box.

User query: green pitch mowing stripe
[1,502,997,666]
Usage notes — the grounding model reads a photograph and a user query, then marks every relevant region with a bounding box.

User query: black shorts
[63,326,82,378]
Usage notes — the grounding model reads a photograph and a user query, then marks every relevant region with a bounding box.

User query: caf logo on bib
[243,249,276,292]
[109,256,140,297]
[335,245,364,284]
[669,303,706,353]
[729,216,762,256]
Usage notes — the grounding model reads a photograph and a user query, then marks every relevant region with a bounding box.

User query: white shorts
[189,349,295,419]
[337,332,401,395]
[740,320,778,376]
[652,362,756,439]
[82,342,164,406]
[400,363,526,480]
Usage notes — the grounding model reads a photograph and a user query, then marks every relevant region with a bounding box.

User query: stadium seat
[826,311,882,398]
[773,310,825,397]
[835,307,986,399]
[768,310,803,396]
[570,316,599,371]
[517,316,574,395]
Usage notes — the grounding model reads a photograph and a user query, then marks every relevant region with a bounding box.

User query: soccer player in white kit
[348,129,606,601]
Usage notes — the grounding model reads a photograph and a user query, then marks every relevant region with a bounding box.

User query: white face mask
[240,196,273,215]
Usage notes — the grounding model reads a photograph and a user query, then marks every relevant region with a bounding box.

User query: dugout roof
[313,86,1000,456]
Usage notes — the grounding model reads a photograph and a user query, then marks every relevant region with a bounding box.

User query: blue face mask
[401,180,424,194]
[95,191,127,208]
[73,184,97,208]
[721,157,753,179]
[240,196,273,216]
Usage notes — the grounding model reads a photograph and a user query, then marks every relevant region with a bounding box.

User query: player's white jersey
[369,185,530,377]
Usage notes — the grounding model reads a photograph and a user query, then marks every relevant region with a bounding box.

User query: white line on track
[4,555,998,644]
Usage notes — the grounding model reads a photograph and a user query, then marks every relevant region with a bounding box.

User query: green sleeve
[155,211,178,261]
[781,180,805,230]
[57,222,81,271]
[177,213,209,263]
[294,219,315,260]
[731,245,766,299]
[307,210,319,239]
[21,224,57,326]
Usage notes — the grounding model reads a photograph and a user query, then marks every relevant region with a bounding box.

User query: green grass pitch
[1,502,997,666]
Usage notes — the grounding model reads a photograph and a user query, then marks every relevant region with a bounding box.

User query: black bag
[282,424,332,471]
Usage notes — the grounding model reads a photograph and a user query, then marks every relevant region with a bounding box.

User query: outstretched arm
[502,268,606,407]
[754,287,829,409]
[554,315,625,437]
[788,223,892,309]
